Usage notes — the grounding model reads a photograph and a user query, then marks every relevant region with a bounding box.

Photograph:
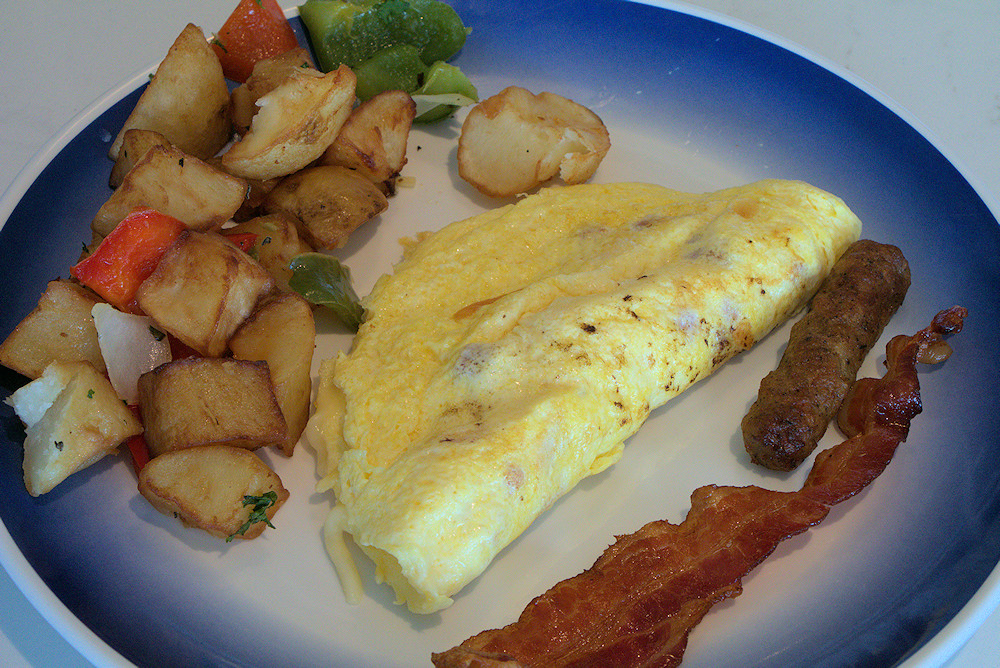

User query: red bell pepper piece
[222,231,259,253]
[211,0,301,83]
[125,405,150,476]
[70,207,187,314]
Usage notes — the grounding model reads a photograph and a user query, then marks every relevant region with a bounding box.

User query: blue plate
[2,1,999,666]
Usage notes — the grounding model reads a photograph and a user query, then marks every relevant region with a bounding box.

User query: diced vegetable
[71,207,187,313]
[211,0,301,83]
[352,44,426,101]
[91,303,172,404]
[411,60,477,122]
[288,252,365,330]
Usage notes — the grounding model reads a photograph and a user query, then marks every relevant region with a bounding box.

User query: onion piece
[92,303,172,404]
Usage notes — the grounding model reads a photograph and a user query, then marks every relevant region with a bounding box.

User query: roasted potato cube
[221,65,356,181]
[230,292,315,456]
[138,445,289,540]
[137,357,286,458]
[264,165,388,250]
[135,230,274,357]
[230,47,317,135]
[5,361,142,496]
[224,212,312,292]
[93,145,249,238]
[457,86,611,198]
[0,280,106,380]
[109,129,171,189]
[322,89,416,195]
[109,23,231,161]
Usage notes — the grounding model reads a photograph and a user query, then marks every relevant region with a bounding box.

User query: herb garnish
[226,491,278,542]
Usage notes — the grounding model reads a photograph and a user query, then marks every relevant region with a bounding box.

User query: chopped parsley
[226,491,278,542]
[148,325,166,341]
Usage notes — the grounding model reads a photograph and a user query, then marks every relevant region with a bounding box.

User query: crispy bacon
[432,307,967,668]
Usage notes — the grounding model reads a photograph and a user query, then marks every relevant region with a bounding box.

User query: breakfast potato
[221,65,356,181]
[5,361,142,496]
[230,47,317,135]
[135,230,274,357]
[0,279,106,379]
[321,89,416,195]
[458,86,611,198]
[264,165,388,249]
[93,145,249,238]
[108,129,171,189]
[224,212,312,292]
[138,444,289,540]
[136,357,287,458]
[230,292,315,456]
[109,23,231,162]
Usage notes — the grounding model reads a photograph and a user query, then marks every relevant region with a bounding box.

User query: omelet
[308,179,861,613]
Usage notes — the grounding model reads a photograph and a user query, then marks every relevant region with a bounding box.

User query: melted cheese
[308,179,861,613]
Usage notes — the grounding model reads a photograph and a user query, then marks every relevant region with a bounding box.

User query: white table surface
[0,1,997,666]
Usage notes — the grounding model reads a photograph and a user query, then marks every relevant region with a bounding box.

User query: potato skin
[138,444,289,540]
[137,357,287,458]
[742,239,911,471]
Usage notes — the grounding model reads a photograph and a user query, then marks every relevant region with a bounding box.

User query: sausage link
[742,239,911,471]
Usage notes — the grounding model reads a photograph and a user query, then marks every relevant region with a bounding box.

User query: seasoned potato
[224,212,312,292]
[109,23,230,161]
[138,445,289,540]
[108,129,171,189]
[457,86,611,198]
[93,145,249,238]
[0,280,106,380]
[5,361,142,496]
[137,357,286,458]
[135,230,274,357]
[221,65,356,181]
[321,89,416,195]
[264,165,388,249]
[230,292,315,456]
[230,47,316,135]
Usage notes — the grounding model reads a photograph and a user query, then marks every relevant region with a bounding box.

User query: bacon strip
[432,307,967,668]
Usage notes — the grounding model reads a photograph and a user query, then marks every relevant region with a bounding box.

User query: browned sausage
[741,239,911,471]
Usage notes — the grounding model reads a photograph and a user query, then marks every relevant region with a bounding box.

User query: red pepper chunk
[222,231,259,253]
[125,405,150,476]
[211,0,301,83]
[71,207,187,314]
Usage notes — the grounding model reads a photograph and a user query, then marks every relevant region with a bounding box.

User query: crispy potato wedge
[457,86,611,198]
[108,129,171,189]
[230,47,316,135]
[109,23,230,161]
[224,212,312,292]
[138,445,289,540]
[135,230,274,356]
[321,89,416,195]
[93,145,249,238]
[0,280,106,380]
[264,165,387,249]
[230,292,315,456]
[137,357,286,458]
[221,65,356,181]
[5,361,142,496]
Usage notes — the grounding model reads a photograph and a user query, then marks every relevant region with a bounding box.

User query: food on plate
[210,0,302,84]
[298,0,477,120]
[230,47,318,135]
[0,279,106,379]
[135,230,275,357]
[432,306,967,668]
[137,357,287,458]
[742,239,911,471]
[93,144,249,238]
[321,89,417,195]
[307,178,862,613]
[5,361,143,496]
[263,164,389,249]
[91,303,172,405]
[287,252,366,331]
[223,212,313,293]
[108,129,171,189]
[138,444,290,540]
[457,86,611,198]
[230,292,316,456]
[221,64,357,181]
[109,23,231,162]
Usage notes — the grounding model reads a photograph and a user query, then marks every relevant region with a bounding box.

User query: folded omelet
[308,179,861,613]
